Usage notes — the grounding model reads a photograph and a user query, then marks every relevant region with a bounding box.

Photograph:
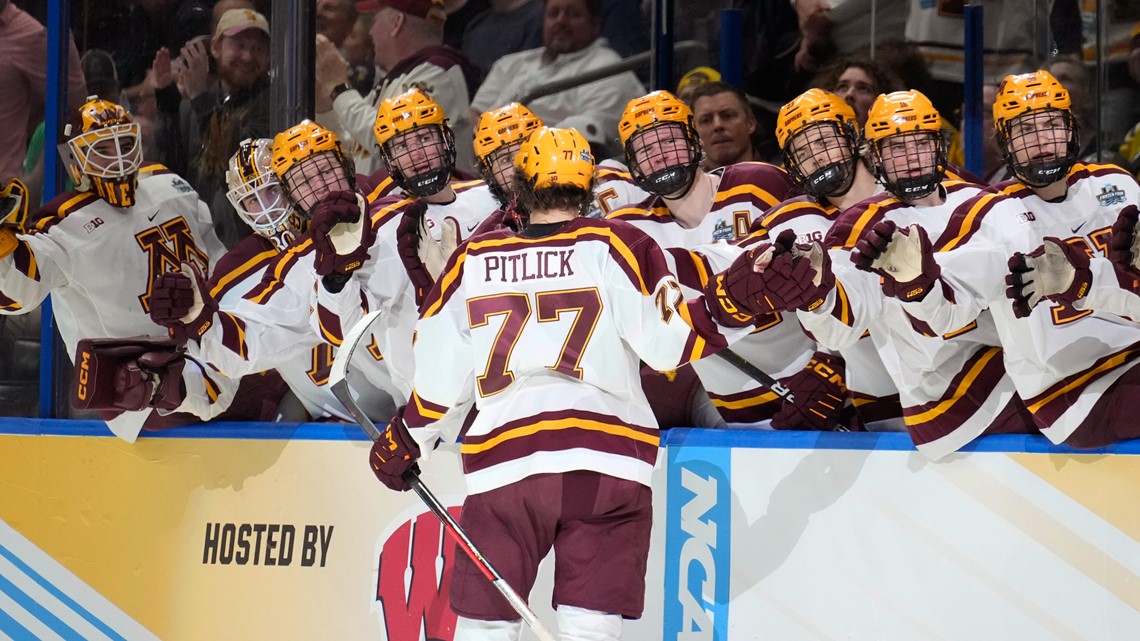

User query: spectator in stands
[792,0,906,75]
[471,0,645,157]
[812,57,896,127]
[314,0,479,175]
[0,0,86,185]
[152,8,272,248]
[114,0,211,108]
[676,66,720,104]
[211,0,257,34]
[689,81,760,169]
[318,0,358,49]
[344,13,378,94]
[461,0,544,77]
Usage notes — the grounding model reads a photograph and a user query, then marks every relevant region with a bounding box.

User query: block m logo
[135,217,209,313]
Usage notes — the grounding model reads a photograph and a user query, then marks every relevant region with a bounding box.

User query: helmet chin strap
[804,159,857,199]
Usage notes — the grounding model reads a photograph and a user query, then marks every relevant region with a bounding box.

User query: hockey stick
[329,311,557,641]
[714,348,850,432]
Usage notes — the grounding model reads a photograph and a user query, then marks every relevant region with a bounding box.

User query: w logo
[374,507,462,641]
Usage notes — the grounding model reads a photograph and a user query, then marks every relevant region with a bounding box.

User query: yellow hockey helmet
[864,90,941,142]
[67,96,142,207]
[618,91,702,197]
[515,126,595,190]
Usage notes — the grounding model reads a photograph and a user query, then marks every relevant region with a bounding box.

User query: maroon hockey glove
[851,220,940,302]
[149,263,217,344]
[788,241,835,311]
[1109,205,1140,274]
[72,337,187,412]
[310,190,376,283]
[705,231,818,326]
[369,411,421,492]
[395,201,435,305]
[771,352,848,431]
[1006,237,1092,318]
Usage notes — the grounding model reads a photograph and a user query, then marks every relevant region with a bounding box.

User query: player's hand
[0,178,29,259]
[1109,205,1140,273]
[705,230,817,326]
[178,37,210,100]
[150,262,217,344]
[1005,237,1091,318]
[396,202,459,305]
[852,220,940,302]
[368,411,421,492]
[310,191,375,285]
[789,240,835,311]
[113,350,187,411]
[771,351,848,431]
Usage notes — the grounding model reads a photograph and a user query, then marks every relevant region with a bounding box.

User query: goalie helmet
[776,89,860,199]
[270,120,355,214]
[864,90,947,201]
[67,96,143,208]
[226,139,305,251]
[618,91,702,197]
[515,126,595,191]
[993,70,1080,188]
[373,88,456,197]
[473,103,544,206]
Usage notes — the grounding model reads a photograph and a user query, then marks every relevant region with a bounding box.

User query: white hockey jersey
[608,162,810,424]
[587,161,652,218]
[801,181,1027,458]
[312,180,499,396]
[402,217,753,495]
[191,233,397,421]
[759,194,903,430]
[901,164,1140,444]
[0,164,234,441]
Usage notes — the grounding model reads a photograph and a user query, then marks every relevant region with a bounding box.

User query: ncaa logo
[372,506,464,641]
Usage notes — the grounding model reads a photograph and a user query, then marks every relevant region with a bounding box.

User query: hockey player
[150,137,397,421]
[609,90,814,427]
[0,97,246,440]
[882,70,1140,448]
[758,88,902,430]
[365,126,814,641]
[763,90,1036,457]
[307,88,498,397]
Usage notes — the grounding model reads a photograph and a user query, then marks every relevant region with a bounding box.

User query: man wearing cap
[153,8,273,248]
[314,0,479,176]
[470,0,644,157]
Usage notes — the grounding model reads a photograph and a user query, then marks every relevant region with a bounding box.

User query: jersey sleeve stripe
[12,243,37,281]
[209,249,277,299]
[714,184,779,208]
[421,250,468,318]
[667,247,711,289]
[831,279,853,325]
[1026,343,1140,418]
[217,312,248,360]
[0,291,20,311]
[842,199,894,248]
[938,192,1000,251]
[316,303,345,346]
[904,346,1003,426]
[366,176,396,202]
[244,239,312,304]
[34,192,97,233]
[403,390,449,428]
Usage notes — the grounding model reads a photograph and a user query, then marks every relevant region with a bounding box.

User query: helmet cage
[69,122,143,207]
[227,171,301,251]
[997,107,1080,188]
[280,149,356,214]
[479,141,523,207]
[783,121,859,199]
[869,130,947,201]
[381,124,456,197]
[624,122,702,197]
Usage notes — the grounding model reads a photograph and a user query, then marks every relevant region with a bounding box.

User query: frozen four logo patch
[1097,184,1126,207]
[712,219,734,241]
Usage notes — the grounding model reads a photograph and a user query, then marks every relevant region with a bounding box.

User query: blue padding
[662,428,1140,455]
[3,419,1140,454]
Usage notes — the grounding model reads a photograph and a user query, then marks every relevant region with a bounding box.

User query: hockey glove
[396,202,460,305]
[771,352,848,431]
[851,220,941,302]
[0,178,29,259]
[1006,237,1092,318]
[1109,205,1140,273]
[790,241,836,311]
[369,411,421,492]
[150,262,217,344]
[72,337,187,412]
[705,231,818,326]
[310,191,376,286]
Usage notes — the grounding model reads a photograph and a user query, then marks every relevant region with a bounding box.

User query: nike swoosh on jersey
[147,209,160,221]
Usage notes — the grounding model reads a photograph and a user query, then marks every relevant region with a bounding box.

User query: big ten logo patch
[374,507,464,641]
